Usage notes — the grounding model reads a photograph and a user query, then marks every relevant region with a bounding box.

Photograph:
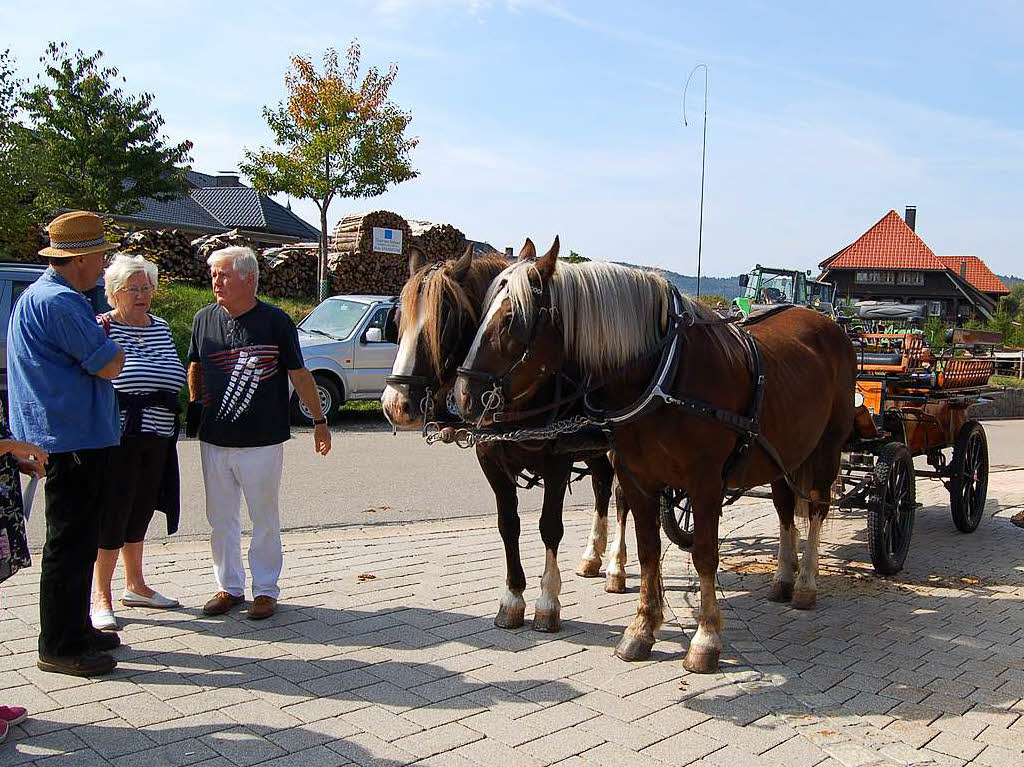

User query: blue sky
[3,1,1022,277]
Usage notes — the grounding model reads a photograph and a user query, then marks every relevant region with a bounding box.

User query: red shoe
[0,706,28,726]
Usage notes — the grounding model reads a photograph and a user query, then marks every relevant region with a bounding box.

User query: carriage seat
[857,352,904,367]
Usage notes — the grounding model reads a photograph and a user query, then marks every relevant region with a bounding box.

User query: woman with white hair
[91,254,186,631]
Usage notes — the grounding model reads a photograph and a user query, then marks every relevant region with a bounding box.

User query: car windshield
[298,299,368,340]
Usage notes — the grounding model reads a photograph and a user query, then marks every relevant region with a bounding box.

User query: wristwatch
[312,417,327,426]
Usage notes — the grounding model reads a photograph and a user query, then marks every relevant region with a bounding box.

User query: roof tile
[937,255,1009,294]
[826,210,947,271]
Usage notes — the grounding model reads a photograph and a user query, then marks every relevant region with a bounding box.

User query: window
[896,271,925,286]
[929,301,943,317]
[364,307,392,342]
[855,271,894,285]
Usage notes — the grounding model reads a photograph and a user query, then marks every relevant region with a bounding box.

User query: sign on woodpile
[372,227,403,254]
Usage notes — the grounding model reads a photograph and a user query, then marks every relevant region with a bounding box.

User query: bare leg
[768,479,798,603]
[576,455,613,577]
[93,548,120,612]
[479,449,526,629]
[683,485,724,674]
[605,479,629,593]
[121,542,154,598]
[535,460,570,632]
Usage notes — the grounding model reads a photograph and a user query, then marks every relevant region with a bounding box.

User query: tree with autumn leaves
[241,43,418,298]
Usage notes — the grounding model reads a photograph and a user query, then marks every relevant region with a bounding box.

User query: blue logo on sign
[384,230,392,239]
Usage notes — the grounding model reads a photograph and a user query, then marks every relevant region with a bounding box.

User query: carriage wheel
[660,489,694,550]
[867,442,916,575]
[949,420,988,534]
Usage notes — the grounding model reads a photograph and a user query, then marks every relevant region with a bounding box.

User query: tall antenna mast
[683,63,708,297]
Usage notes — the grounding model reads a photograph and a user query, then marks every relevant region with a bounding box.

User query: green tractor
[732,264,835,319]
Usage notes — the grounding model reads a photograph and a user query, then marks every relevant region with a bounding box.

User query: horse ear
[450,244,473,281]
[517,238,536,261]
[536,235,560,279]
[408,246,425,276]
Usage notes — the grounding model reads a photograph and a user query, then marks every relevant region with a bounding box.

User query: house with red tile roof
[818,207,1008,321]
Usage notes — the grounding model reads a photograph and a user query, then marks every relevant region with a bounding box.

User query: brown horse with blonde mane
[382,243,630,634]
[456,238,856,670]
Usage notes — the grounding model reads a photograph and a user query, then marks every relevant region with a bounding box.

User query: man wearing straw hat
[7,211,126,677]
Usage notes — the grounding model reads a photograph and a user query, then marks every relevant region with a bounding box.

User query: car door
[351,304,398,395]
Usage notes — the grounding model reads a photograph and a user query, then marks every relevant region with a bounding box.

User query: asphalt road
[23,415,1024,545]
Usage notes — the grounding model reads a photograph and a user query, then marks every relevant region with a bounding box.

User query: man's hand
[17,458,46,478]
[2,439,48,466]
[313,423,331,456]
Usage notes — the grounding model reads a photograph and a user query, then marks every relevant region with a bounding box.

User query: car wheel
[292,374,341,425]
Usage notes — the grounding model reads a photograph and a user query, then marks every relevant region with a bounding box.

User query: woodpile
[331,211,411,255]
[409,222,467,262]
[192,230,260,260]
[261,245,319,298]
[120,229,206,283]
[328,251,406,297]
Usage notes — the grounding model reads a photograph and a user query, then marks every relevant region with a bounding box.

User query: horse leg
[605,478,629,594]
[479,450,526,629]
[768,479,799,603]
[534,459,571,632]
[576,454,614,578]
[613,475,662,661]
[792,452,840,610]
[683,485,725,674]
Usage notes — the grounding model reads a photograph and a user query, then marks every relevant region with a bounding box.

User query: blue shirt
[7,269,121,453]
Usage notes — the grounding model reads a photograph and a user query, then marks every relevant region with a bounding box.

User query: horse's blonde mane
[400,254,508,376]
[486,260,672,373]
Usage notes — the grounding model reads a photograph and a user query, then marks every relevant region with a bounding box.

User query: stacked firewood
[331,211,411,254]
[192,230,260,260]
[120,229,207,283]
[409,223,467,261]
[328,251,406,296]
[261,245,319,298]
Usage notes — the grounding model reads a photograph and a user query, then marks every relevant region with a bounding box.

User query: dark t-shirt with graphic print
[187,301,304,448]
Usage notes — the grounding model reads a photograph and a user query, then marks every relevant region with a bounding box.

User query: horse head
[382,244,506,428]
[454,236,566,425]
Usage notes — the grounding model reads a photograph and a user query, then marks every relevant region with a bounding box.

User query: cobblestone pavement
[2,469,1024,767]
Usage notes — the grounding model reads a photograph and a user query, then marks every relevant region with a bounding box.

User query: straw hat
[39,211,120,258]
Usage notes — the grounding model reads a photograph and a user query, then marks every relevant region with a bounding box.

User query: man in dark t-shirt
[187,247,330,620]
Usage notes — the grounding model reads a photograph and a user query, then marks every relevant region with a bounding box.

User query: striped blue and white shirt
[105,315,187,437]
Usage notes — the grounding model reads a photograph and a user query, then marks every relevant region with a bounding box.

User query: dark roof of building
[113,170,320,241]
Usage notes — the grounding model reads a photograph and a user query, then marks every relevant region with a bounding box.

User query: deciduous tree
[241,42,418,299]
[19,42,192,216]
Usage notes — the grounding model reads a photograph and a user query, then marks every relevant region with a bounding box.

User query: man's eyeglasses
[118,285,154,296]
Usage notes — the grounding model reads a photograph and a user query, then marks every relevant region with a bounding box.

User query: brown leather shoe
[247,596,277,620]
[202,591,245,616]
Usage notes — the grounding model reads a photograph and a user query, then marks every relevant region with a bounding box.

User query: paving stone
[516,725,606,766]
[640,728,724,764]
[342,704,425,741]
[327,731,416,766]
[111,738,221,767]
[200,725,289,766]
[391,721,484,759]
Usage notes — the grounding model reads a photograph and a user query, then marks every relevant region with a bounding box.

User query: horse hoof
[791,589,816,610]
[533,609,561,633]
[575,557,602,578]
[605,573,626,593]
[767,580,794,603]
[494,603,525,629]
[614,633,653,662]
[683,646,720,674]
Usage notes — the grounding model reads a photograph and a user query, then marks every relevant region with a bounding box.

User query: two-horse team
[381,238,855,674]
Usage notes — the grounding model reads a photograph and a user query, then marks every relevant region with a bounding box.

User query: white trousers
[200,442,284,600]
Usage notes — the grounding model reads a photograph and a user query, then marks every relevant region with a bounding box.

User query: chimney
[504,247,514,258]
[904,205,916,232]
[960,260,967,279]
[216,171,241,187]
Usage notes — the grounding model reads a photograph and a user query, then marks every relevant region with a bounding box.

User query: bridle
[385,263,471,424]
[456,279,585,427]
